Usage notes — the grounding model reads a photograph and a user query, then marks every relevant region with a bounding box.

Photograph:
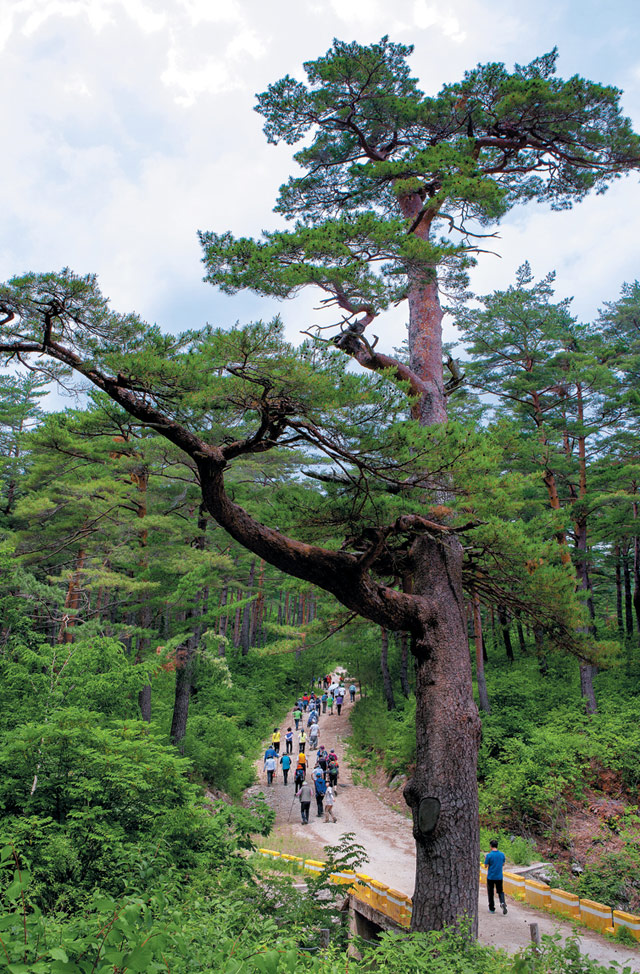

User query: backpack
[295,767,304,782]
[315,777,327,796]
[328,758,338,773]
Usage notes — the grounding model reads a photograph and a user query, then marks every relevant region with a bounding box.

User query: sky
[2,0,640,364]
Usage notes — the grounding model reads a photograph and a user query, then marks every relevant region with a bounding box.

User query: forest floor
[249,691,640,971]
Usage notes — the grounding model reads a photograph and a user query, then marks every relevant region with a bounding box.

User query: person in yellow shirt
[297,750,307,770]
[298,730,307,753]
[272,728,281,755]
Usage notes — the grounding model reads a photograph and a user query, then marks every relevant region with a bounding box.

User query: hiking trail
[248,687,640,971]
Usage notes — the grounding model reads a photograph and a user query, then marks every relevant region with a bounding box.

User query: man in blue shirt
[484,840,508,914]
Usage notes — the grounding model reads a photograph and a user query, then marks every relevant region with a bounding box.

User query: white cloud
[226,27,267,61]
[161,47,237,104]
[328,0,384,24]
[413,1,465,43]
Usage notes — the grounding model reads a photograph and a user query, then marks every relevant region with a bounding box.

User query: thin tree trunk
[623,543,634,636]
[399,631,410,698]
[498,605,513,663]
[57,548,86,643]
[472,592,491,713]
[614,544,624,636]
[380,627,396,711]
[170,505,208,747]
[515,609,527,655]
[241,559,256,656]
[633,496,640,639]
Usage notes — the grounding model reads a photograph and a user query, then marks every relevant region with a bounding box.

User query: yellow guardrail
[257,849,640,941]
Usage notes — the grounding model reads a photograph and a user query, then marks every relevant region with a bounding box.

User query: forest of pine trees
[1,35,640,973]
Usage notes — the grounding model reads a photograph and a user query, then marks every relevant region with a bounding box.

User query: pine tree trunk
[241,559,256,656]
[219,581,229,640]
[615,544,624,636]
[515,610,527,655]
[498,605,513,662]
[399,631,410,698]
[633,499,640,640]
[380,627,396,711]
[404,536,481,935]
[170,506,208,746]
[473,592,491,713]
[623,544,634,635]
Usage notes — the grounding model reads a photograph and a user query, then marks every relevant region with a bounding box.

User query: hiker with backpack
[317,746,328,777]
[313,769,326,817]
[294,764,305,794]
[280,751,292,785]
[349,683,357,703]
[327,753,339,791]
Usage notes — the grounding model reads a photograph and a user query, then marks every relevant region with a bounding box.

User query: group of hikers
[262,674,358,825]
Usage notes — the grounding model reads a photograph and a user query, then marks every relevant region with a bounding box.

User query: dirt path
[250,688,640,971]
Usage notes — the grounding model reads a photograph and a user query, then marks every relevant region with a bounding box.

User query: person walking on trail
[327,753,339,791]
[297,780,312,824]
[296,751,307,776]
[280,752,291,785]
[272,728,281,754]
[321,692,328,713]
[349,683,357,703]
[285,727,294,754]
[327,694,334,715]
[264,753,277,786]
[299,730,307,753]
[324,784,337,822]
[317,746,328,777]
[293,707,302,731]
[314,773,326,817]
[294,764,305,794]
[335,691,344,715]
[485,840,508,915]
[307,709,318,728]
[309,722,319,750]
[302,694,309,712]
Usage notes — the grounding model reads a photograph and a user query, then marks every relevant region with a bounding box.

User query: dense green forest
[2,36,640,973]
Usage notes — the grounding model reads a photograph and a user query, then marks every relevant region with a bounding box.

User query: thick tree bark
[472,592,491,713]
[404,536,481,935]
[380,627,396,711]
